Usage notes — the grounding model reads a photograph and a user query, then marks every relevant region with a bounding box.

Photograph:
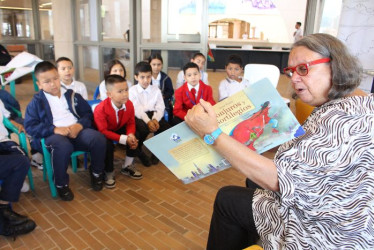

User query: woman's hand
[185,99,219,138]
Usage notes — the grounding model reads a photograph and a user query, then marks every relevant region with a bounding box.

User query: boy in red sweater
[94,75,142,189]
[172,62,216,125]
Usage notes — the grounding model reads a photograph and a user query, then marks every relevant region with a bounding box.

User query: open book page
[144,78,304,184]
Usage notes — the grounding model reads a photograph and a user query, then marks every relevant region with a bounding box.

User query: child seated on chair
[176,52,209,89]
[172,62,216,125]
[218,54,251,101]
[0,99,36,238]
[56,57,88,100]
[148,53,174,123]
[99,59,133,100]
[94,75,143,188]
[129,61,170,166]
[24,61,106,201]
[0,89,44,170]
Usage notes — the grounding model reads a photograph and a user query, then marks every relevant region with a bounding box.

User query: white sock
[123,157,134,168]
[32,152,43,163]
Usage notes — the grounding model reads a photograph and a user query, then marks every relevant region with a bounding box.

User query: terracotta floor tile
[60,228,89,249]
[76,230,105,249]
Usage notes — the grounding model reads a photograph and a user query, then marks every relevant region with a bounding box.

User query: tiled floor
[0,70,293,249]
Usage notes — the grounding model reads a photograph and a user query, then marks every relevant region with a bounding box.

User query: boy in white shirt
[218,55,251,101]
[129,62,170,166]
[176,52,209,89]
[56,57,88,100]
[25,61,106,201]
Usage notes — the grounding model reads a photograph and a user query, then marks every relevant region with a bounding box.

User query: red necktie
[118,109,124,125]
[191,88,196,103]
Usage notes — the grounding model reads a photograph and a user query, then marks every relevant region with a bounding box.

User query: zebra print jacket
[253,94,374,249]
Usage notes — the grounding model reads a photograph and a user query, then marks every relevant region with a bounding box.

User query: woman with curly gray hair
[185,33,374,249]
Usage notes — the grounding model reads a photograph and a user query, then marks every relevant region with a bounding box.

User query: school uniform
[173,80,216,121]
[218,77,251,101]
[176,70,209,89]
[129,84,170,150]
[94,98,140,173]
[24,89,106,187]
[61,79,88,100]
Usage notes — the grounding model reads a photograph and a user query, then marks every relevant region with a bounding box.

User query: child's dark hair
[296,22,302,26]
[34,61,57,78]
[192,52,206,60]
[105,59,126,78]
[148,53,163,64]
[134,61,152,75]
[56,57,73,68]
[105,74,126,90]
[225,55,243,68]
[183,62,199,74]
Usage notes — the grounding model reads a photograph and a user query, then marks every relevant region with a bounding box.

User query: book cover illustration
[144,78,304,184]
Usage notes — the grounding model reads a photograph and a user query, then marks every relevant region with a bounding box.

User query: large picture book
[144,78,304,184]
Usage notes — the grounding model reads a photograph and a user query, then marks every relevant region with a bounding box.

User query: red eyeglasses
[283,58,330,77]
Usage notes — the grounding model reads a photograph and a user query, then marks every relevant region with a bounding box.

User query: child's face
[191,56,206,70]
[37,69,61,97]
[110,64,125,77]
[184,67,201,86]
[57,60,74,84]
[135,71,152,89]
[107,81,128,108]
[150,59,162,76]
[225,63,242,81]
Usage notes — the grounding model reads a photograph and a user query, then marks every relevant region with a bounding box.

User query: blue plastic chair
[2,117,34,192]
[93,85,100,100]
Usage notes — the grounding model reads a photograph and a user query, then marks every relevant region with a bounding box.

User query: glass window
[101,0,130,42]
[102,47,132,79]
[76,0,98,41]
[319,0,342,36]
[142,49,199,88]
[42,44,55,61]
[39,0,53,40]
[141,0,203,43]
[0,0,34,39]
[208,0,307,43]
[77,46,100,83]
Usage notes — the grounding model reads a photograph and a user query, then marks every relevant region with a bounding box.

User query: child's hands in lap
[68,123,83,138]
[54,127,70,136]
[127,134,138,149]
[152,119,160,130]
[147,121,157,133]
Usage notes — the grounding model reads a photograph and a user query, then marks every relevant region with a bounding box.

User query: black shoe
[56,186,74,201]
[0,204,28,226]
[91,172,103,191]
[138,152,151,167]
[150,154,159,165]
[2,219,36,240]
